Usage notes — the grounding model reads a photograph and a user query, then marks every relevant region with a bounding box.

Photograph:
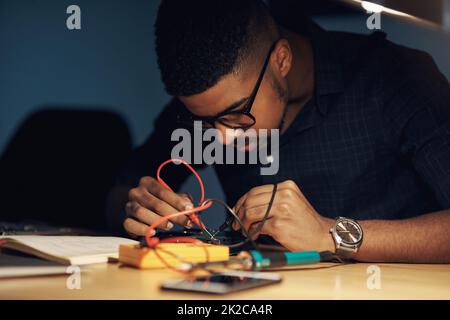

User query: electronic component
[118,243,229,269]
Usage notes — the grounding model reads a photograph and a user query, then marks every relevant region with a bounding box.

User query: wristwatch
[329,216,363,260]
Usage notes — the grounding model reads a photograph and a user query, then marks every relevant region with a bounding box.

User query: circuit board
[141,229,245,245]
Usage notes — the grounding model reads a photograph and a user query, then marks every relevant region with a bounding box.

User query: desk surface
[1,262,450,299]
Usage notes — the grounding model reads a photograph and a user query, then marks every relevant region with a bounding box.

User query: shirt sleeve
[380,41,450,209]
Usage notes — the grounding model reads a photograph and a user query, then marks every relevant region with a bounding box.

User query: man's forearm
[347,210,450,263]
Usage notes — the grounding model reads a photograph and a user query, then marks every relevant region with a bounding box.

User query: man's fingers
[179,193,194,203]
[237,192,273,218]
[234,181,299,212]
[232,181,301,231]
[234,208,275,240]
[125,201,173,230]
[247,216,275,239]
[233,185,275,213]
[142,178,192,227]
[123,217,154,237]
[235,203,272,232]
[145,177,194,211]
[279,180,301,194]
[233,192,272,231]
[129,187,189,227]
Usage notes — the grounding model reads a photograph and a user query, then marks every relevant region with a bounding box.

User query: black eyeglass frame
[177,39,281,130]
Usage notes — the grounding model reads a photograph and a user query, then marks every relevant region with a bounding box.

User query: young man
[107,0,450,263]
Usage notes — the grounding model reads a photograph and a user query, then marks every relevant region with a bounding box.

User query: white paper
[0,236,138,264]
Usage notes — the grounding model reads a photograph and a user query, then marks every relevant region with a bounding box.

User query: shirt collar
[303,20,345,115]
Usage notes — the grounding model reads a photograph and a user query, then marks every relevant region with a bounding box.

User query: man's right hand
[123,176,194,237]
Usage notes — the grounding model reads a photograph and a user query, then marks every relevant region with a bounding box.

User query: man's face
[179,41,292,150]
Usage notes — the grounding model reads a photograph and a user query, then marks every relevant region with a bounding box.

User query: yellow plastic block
[119,243,229,269]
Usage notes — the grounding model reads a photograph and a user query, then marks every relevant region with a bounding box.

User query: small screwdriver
[184,250,338,272]
[238,250,334,270]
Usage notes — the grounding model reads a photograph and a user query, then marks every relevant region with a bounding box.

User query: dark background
[0,0,449,231]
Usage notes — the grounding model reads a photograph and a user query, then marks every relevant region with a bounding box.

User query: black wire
[199,183,278,250]
[224,183,278,250]
[200,198,246,236]
[233,183,278,250]
[199,198,258,249]
[247,183,278,250]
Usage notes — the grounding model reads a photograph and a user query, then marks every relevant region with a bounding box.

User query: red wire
[157,159,208,229]
[145,159,212,248]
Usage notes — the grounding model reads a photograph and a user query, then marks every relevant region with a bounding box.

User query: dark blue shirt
[116,22,450,222]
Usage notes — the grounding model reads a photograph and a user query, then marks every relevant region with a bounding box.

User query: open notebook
[0,236,138,265]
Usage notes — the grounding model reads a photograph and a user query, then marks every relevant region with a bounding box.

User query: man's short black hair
[155,0,278,97]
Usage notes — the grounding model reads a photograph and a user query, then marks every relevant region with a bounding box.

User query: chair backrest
[0,108,132,231]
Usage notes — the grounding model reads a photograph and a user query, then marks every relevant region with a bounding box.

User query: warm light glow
[349,0,412,17]
[361,1,384,13]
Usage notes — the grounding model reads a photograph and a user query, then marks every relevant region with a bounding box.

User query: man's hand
[123,176,194,237]
[232,180,335,252]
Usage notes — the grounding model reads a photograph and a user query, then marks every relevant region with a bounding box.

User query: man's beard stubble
[271,74,289,132]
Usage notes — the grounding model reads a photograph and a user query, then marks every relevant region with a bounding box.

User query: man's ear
[272,39,292,78]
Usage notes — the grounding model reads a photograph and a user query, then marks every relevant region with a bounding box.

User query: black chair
[0,108,132,231]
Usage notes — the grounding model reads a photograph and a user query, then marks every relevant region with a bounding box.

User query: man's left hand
[232,180,335,252]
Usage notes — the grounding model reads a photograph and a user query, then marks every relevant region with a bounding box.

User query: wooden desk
[1,262,449,299]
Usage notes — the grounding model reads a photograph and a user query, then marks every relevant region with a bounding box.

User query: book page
[0,236,138,260]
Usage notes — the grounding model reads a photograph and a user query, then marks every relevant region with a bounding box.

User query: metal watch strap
[335,246,356,261]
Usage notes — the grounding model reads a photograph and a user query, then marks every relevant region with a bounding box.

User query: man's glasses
[177,39,280,131]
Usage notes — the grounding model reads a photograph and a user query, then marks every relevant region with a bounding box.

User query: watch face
[334,219,362,245]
